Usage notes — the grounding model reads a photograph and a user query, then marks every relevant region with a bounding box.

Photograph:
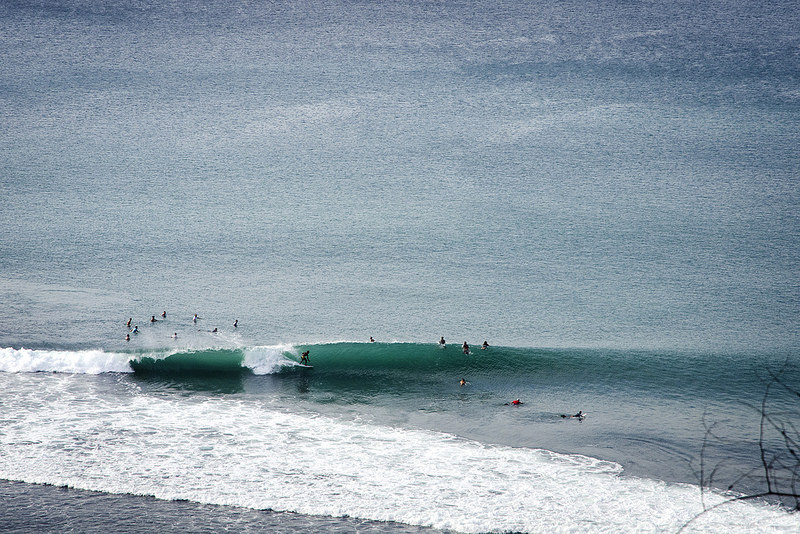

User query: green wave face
[290,342,525,375]
[130,349,247,377]
[284,343,794,407]
[123,343,796,414]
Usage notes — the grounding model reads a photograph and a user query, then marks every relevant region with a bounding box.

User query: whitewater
[1,344,799,532]
[0,347,795,533]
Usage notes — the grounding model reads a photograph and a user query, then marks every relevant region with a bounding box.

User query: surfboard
[297,364,313,368]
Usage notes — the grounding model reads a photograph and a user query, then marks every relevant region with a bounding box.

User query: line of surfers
[436,336,489,354]
[123,311,238,341]
[368,336,489,354]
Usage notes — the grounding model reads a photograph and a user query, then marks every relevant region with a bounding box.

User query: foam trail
[0,347,132,374]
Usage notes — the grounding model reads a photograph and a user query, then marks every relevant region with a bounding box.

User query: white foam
[0,375,796,533]
[0,347,132,374]
[243,344,298,374]
[0,345,301,375]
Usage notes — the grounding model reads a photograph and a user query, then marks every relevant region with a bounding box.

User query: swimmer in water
[172,332,178,339]
[126,318,132,328]
[125,333,130,342]
[131,326,139,334]
[482,340,489,350]
[459,378,466,387]
[300,351,310,365]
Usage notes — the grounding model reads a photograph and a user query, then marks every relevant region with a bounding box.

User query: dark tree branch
[682,362,799,531]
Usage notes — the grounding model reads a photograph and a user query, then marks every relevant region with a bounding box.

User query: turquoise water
[1,0,799,531]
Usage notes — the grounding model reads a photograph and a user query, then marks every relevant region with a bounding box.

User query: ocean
[1,0,799,532]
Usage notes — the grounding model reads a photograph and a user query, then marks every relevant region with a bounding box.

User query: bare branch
[683,363,799,531]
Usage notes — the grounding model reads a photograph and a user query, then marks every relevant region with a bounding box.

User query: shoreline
[0,479,437,534]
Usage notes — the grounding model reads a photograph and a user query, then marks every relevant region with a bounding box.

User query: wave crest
[0,347,133,374]
[0,345,304,376]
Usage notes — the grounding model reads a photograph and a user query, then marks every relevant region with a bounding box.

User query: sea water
[1,0,799,532]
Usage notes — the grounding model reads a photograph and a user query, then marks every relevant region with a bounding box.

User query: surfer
[482,340,489,350]
[161,311,167,319]
[126,318,132,328]
[211,327,218,333]
[561,411,585,419]
[462,341,470,354]
[439,336,446,347]
[125,333,130,342]
[370,336,375,342]
[172,332,178,339]
[300,351,310,365]
[460,378,466,387]
[193,314,199,323]
[131,326,139,334]
[233,319,238,328]
[505,399,522,406]
[150,315,158,323]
